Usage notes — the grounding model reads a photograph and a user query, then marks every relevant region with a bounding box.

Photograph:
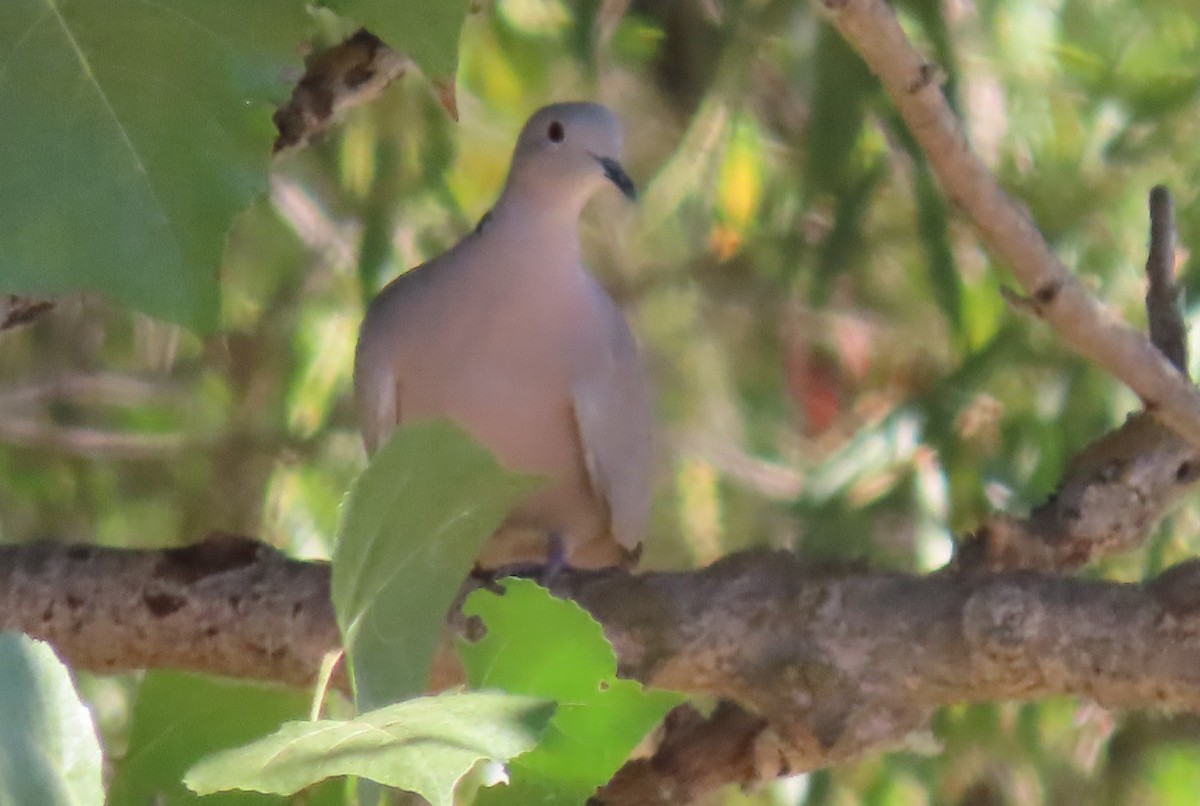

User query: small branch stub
[1145,185,1188,375]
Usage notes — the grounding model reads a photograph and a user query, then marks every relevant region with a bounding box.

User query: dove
[353,102,653,569]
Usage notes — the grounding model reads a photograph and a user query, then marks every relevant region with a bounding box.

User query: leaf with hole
[460,579,684,804]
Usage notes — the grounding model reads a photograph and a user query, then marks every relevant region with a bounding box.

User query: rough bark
[4,535,1200,800]
[1144,186,1187,374]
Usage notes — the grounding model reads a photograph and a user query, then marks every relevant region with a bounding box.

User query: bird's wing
[353,232,486,455]
[571,281,655,553]
[356,368,400,455]
[354,267,434,455]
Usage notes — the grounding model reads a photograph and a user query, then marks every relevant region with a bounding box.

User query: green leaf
[0,0,312,332]
[322,0,469,84]
[913,162,962,337]
[1142,745,1200,806]
[0,632,103,806]
[184,692,555,805]
[332,420,540,710]
[806,26,876,196]
[460,579,684,804]
[107,671,342,806]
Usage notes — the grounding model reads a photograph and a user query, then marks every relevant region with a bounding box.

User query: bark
[4,535,1200,800]
[0,294,53,331]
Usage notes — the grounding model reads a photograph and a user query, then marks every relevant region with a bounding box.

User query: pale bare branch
[815,0,1200,454]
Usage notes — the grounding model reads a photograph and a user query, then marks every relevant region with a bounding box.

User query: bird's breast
[398,271,600,478]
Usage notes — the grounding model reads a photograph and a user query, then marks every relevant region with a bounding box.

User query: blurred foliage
[3,0,1200,802]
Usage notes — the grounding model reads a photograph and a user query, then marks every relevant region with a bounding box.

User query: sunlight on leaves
[1143,745,1200,806]
[460,579,684,804]
[184,692,554,805]
[0,633,103,806]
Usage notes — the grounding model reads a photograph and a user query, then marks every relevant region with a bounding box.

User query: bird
[353,101,654,570]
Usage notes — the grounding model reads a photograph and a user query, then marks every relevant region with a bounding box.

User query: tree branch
[959,412,1200,572]
[1145,186,1187,374]
[594,701,769,805]
[0,294,53,331]
[0,534,341,689]
[958,189,1197,573]
[273,30,413,154]
[5,535,1200,800]
[815,0,1200,454]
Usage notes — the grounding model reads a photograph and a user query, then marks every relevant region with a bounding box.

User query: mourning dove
[353,102,653,569]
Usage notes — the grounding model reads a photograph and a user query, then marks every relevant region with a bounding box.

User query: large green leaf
[460,579,684,804]
[184,692,555,806]
[0,632,103,806]
[107,671,342,806]
[0,0,312,332]
[332,420,540,710]
[322,0,469,84]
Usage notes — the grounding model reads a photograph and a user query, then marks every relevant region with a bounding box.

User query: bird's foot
[470,534,569,591]
[539,533,568,587]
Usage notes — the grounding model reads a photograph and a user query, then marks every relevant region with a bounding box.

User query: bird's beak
[594,155,637,201]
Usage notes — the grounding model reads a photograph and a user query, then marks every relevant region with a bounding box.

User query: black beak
[595,155,637,201]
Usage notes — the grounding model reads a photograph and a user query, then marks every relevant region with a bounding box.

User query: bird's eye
[547,121,565,143]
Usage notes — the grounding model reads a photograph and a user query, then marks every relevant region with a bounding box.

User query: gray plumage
[353,102,654,568]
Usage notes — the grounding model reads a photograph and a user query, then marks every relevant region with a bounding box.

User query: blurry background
[4,0,1200,802]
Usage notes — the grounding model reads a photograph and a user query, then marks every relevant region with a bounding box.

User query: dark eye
[547,121,565,143]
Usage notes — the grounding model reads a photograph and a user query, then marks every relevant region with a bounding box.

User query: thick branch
[0,535,341,688]
[5,537,1200,794]
[960,411,1200,573]
[817,0,1200,453]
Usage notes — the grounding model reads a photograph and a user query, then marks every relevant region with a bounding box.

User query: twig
[816,0,1200,453]
[957,191,1200,573]
[273,30,413,154]
[1145,186,1187,374]
[0,294,53,331]
[957,410,1200,573]
[0,372,184,409]
[0,417,192,459]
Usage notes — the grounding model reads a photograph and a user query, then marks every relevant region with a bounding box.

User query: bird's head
[505,102,637,215]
